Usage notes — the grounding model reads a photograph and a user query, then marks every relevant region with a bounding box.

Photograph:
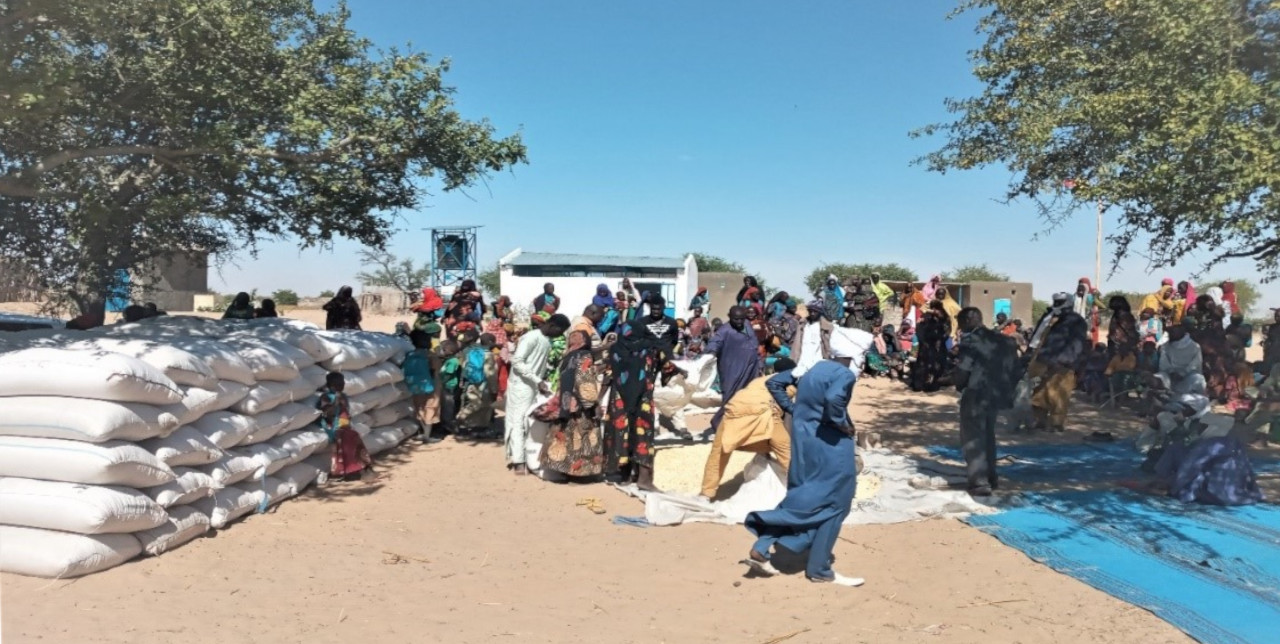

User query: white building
[498,249,698,320]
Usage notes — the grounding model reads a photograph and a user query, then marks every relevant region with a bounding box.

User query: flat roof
[505,251,686,270]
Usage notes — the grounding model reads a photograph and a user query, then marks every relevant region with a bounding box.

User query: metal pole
[1095,200,1103,291]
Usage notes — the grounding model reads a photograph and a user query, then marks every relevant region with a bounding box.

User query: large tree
[916,0,1280,278]
[355,249,430,305]
[803,262,918,295]
[689,252,769,292]
[0,0,526,316]
[943,263,1010,283]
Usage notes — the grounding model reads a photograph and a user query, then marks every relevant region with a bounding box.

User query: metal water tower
[429,226,480,292]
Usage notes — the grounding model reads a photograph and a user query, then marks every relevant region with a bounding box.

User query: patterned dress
[603,323,662,480]
[540,350,604,477]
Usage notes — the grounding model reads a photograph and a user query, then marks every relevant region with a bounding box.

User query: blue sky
[214,0,1277,311]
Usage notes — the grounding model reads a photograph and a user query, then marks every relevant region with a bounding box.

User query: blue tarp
[968,491,1280,644]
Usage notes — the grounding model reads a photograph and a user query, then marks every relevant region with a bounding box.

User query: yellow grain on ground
[654,443,882,501]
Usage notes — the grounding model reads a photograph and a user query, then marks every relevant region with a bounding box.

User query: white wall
[678,254,698,319]
[500,273,680,321]
[496,250,698,322]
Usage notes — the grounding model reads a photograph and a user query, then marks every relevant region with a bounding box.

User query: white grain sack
[135,505,211,556]
[0,525,142,578]
[0,478,168,534]
[193,485,263,528]
[146,467,216,508]
[0,396,180,442]
[190,412,256,449]
[202,452,259,487]
[0,347,183,405]
[0,436,175,487]
[64,338,218,389]
[141,426,223,467]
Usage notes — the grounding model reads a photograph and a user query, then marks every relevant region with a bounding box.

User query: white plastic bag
[141,426,223,467]
[0,478,168,534]
[0,396,180,442]
[146,467,216,508]
[0,525,142,578]
[0,347,182,404]
[135,505,210,556]
[0,436,176,487]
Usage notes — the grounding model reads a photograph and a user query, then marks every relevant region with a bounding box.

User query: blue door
[105,270,130,313]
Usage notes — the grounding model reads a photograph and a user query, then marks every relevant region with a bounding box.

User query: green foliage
[318,289,335,299]
[803,263,918,296]
[270,289,299,306]
[0,0,527,315]
[1031,299,1051,323]
[477,262,501,298]
[916,0,1280,279]
[689,252,769,293]
[356,249,430,301]
[690,253,745,273]
[943,263,1010,283]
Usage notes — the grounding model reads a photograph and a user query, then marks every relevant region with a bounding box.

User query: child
[1137,340,1159,374]
[316,372,374,480]
[455,331,496,436]
[402,330,442,443]
[1079,343,1110,402]
[435,339,463,434]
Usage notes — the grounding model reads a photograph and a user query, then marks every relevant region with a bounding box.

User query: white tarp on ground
[614,448,995,527]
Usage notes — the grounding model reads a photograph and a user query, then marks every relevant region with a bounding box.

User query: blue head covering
[593,283,615,309]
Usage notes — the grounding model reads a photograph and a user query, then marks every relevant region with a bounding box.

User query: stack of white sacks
[0,316,415,578]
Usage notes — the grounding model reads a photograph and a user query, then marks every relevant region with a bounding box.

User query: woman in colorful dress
[540,330,605,479]
[603,320,665,491]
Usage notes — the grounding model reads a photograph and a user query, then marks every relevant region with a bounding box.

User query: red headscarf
[415,287,443,313]
[1222,281,1239,316]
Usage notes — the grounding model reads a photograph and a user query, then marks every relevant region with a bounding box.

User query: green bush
[271,289,300,306]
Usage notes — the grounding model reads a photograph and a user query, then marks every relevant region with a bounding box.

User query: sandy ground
[0,305,1248,643]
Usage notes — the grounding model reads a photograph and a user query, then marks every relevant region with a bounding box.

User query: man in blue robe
[742,327,868,587]
[701,306,764,441]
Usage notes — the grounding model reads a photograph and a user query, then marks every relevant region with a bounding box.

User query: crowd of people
[195,271,1277,584]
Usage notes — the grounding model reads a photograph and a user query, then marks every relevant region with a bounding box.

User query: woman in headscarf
[255,298,279,319]
[743,329,867,587]
[911,304,949,392]
[222,292,256,320]
[449,279,486,322]
[741,286,765,319]
[532,282,561,314]
[688,286,709,311]
[592,284,616,311]
[539,330,605,479]
[544,311,568,389]
[1028,293,1088,432]
[412,287,445,340]
[901,283,926,324]
[1188,294,1237,404]
[821,275,844,322]
[603,319,665,491]
[766,291,791,322]
[922,274,942,302]
[1174,281,1196,326]
[492,295,513,324]
[1206,285,1231,326]
[322,286,362,330]
[1140,281,1178,326]
[1106,295,1138,355]
[936,287,963,342]
[736,276,763,306]
[1221,281,1239,321]
[1074,278,1101,345]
